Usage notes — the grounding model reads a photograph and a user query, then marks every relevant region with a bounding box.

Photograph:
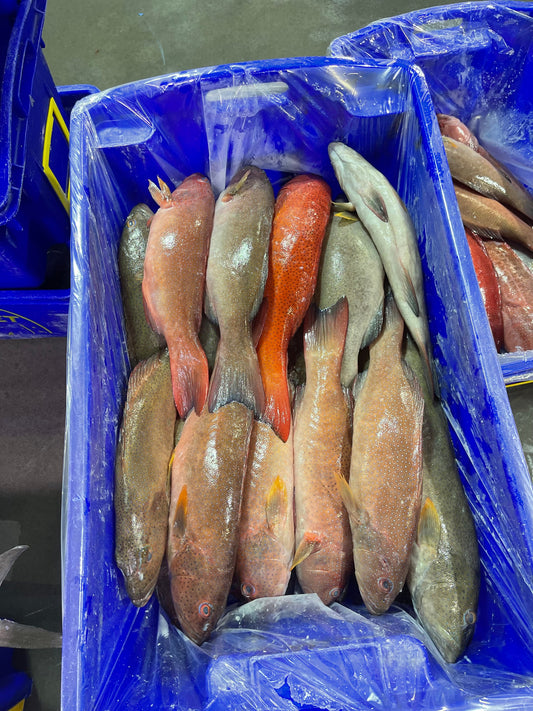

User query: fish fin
[334,210,360,222]
[362,190,389,223]
[0,546,29,587]
[174,418,185,447]
[167,447,176,495]
[360,299,385,350]
[252,297,269,349]
[400,263,421,318]
[463,222,501,242]
[332,201,356,212]
[290,534,321,570]
[172,485,188,538]
[222,168,251,202]
[265,475,289,534]
[417,498,441,553]
[351,368,368,403]
[168,338,209,419]
[148,178,172,207]
[334,470,360,523]
[208,330,265,419]
[303,297,349,361]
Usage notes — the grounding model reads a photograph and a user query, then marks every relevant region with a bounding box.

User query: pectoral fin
[362,190,389,222]
[417,497,441,552]
[173,485,188,538]
[265,475,288,534]
[400,263,420,318]
[290,534,321,570]
[334,470,361,526]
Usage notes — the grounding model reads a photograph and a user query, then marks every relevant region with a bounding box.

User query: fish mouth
[128,580,157,608]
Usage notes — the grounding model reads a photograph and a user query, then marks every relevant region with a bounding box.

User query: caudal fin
[208,330,265,418]
[168,337,209,419]
[262,367,292,443]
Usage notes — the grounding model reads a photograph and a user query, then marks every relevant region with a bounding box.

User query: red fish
[143,174,214,418]
[464,227,504,351]
[256,174,331,442]
[483,239,533,352]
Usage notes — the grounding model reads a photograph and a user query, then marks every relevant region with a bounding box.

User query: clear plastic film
[329,1,533,383]
[64,56,533,710]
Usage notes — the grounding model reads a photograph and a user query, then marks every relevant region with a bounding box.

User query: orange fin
[262,381,292,443]
[290,534,321,570]
[265,475,289,534]
[173,485,188,538]
[168,338,209,419]
[334,470,360,523]
[417,497,441,550]
[148,177,172,207]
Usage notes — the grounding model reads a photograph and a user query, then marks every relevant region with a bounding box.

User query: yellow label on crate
[42,96,70,213]
[0,309,52,336]
[9,700,26,711]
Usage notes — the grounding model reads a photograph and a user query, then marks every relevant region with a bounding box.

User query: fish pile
[439,114,533,353]
[115,142,479,663]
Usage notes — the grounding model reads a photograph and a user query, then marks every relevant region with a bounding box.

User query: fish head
[238,531,292,601]
[353,534,406,615]
[116,540,160,607]
[411,566,478,663]
[169,541,229,645]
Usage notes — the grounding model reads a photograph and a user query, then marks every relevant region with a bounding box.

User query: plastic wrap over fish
[64,56,533,710]
[329,1,533,384]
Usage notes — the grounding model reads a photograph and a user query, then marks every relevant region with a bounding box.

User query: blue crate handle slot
[42,96,70,213]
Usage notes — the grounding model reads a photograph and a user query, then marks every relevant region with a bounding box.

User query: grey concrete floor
[1,0,529,710]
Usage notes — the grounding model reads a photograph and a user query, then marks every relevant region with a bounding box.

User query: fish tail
[208,329,265,417]
[262,365,292,443]
[168,337,209,419]
[303,297,349,368]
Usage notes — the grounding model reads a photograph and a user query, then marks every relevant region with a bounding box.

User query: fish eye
[378,577,393,593]
[241,582,255,598]
[463,610,476,626]
[329,587,340,599]
[127,218,136,228]
[198,602,212,619]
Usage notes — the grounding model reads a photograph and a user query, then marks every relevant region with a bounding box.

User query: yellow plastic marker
[42,96,70,213]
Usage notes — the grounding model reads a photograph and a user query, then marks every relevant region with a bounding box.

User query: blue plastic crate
[0,649,31,711]
[0,83,99,339]
[64,56,533,710]
[0,0,72,289]
[329,1,533,386]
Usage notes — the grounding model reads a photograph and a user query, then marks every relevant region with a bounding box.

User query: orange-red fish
[293,298,353,605]
[235,417,294,601]
[337,293,424,615]
[143,174,214,418]
[464,227,503,351]
[256,174,331,442]
[167,402,253,645]
[483,239,533,352]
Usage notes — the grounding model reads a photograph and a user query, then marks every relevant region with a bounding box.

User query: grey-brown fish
[205,166,274,416]
[118,203,164,367]
[235,417,294,601]
[315,212,384,388]
[167,402,253,645]
[293,298,353,606]
[337,293,424,615]
[115,348,177,606]
[443,136,533,222]
[328,142,434,394]
[455,184,533,253]
[404,336,480,664]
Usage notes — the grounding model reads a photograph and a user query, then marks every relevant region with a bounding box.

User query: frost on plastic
[64,57,533,710]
